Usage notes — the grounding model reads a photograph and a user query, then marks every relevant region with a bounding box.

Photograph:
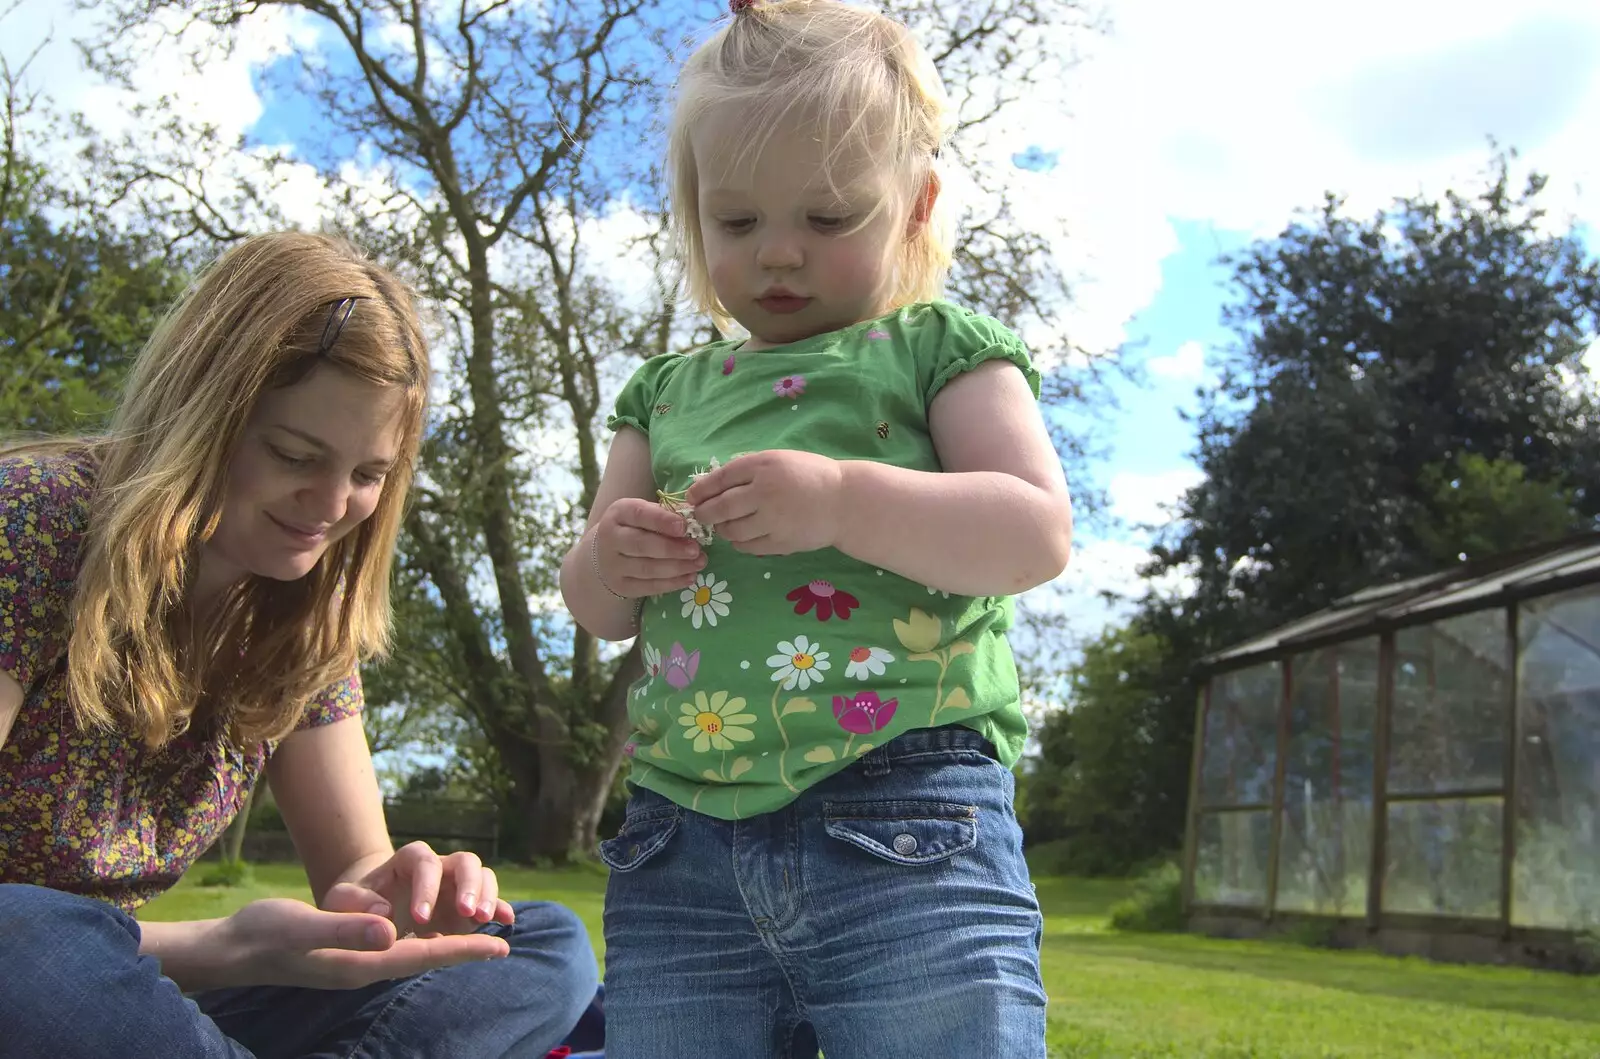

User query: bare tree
[80,0,1108,859]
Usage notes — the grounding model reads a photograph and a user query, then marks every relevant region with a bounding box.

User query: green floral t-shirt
[607,301,1041,819]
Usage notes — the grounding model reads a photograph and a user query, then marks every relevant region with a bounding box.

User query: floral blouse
[0,453,362,912]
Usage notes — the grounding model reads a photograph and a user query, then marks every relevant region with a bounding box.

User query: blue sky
[6,0,1600,659]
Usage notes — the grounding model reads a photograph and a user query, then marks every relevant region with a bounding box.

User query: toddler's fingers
[624,571,704,597]
[618,526,704,563]
[611,498,691,538]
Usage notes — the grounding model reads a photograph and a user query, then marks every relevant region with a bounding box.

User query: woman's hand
[212,897,510,990]
[321,841,517,938]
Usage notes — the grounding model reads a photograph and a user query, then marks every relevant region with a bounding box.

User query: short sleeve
[0,455,91,694]
[918,304,1043,407]
[295,665,364,730]
[607,353,692,436]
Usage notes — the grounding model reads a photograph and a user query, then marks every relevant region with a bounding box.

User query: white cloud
[1108,467,1204,529]
[967,0,1600,367]
[1147,340,1208,381]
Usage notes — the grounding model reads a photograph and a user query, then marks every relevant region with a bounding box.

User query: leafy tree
[1033,154,1600,875]
[1020,615,1200,874]
[1,56,186,437]
[1413,453,1587,566]
[1153,153,1600,637]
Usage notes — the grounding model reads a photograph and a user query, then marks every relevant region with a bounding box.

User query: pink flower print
[663,642,701,690]
[773,374,806,398]
[786,580,859,621]
[866,329,890,340]
[722,354,736,375]
[623,742,637,757]
[833,691,898,734]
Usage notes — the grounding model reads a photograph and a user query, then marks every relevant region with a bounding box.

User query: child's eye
[809,214,852,233]
[719,217,756,235]
[354,470,387,487]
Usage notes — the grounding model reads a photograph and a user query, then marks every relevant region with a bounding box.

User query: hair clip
[730,0,757,12]
[318,297,360,355]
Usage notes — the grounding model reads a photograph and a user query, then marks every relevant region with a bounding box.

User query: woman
[0,232,599,1058]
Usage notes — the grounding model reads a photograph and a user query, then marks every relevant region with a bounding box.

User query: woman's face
[197,364,407,600]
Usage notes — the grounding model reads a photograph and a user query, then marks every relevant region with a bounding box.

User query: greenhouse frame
[1182,533,1600,970]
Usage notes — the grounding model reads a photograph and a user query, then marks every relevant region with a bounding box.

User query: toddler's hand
[595,498,706,598]
[686,450,843,556]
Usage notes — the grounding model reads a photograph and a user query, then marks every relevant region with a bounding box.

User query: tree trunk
[221,787,255,863]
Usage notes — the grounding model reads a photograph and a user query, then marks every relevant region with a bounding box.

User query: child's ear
[906,171,941,237]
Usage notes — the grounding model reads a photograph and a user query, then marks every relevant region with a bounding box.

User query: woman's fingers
[447,852,485,919]
[320,881,393,918]
[309,932,509,989]
[396,841,445,925]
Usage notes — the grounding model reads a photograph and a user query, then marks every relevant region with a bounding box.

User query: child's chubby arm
[685,360,1072,596]
[560,427,707,641]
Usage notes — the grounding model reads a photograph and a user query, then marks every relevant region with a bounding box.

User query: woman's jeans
[0,884,599,1058]
[600,725,1047,1058]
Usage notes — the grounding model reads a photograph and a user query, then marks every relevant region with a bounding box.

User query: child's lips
[757,293,810,314]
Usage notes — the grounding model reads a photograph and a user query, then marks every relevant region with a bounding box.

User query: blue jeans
[0,883,600,1058]
[599,726,1047,1058]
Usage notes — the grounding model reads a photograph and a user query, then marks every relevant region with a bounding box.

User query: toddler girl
[560,2,1072,1054]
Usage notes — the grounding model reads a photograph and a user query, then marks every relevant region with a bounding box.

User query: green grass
[142,864,1600,1057]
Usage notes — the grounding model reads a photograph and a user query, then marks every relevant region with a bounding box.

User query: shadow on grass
[1048,930,1600,1025]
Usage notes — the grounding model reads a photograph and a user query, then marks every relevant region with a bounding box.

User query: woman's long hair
[2,232,430,748]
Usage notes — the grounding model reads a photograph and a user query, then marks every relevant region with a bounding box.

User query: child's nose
[756,231,803,271]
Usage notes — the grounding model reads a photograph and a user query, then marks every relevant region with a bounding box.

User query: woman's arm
[137,900,508,993]
[0,672,20,750]
[267,713,512,932]
[265,713,394,905]
[130,713,517,992]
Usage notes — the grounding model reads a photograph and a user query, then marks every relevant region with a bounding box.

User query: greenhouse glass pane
[1200,663,1281,808]
[1390,612,1509,795]
[1514,589,1600,930]
[1275,639,1377,915]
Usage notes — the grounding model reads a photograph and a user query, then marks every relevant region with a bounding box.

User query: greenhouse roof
[1202,531,1600,671]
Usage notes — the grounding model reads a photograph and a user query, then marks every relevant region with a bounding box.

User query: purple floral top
[0,453,362,912]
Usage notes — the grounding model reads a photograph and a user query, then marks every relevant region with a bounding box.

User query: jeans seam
[344,967,439,1059]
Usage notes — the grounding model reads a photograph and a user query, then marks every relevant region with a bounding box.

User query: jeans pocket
[823,799,979,866]
[598,803,680,872]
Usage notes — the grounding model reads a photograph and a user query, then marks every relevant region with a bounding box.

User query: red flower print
[773,375,806,398]
[787,579,859,621]
[833,691,898,734]
[723,354,736,375]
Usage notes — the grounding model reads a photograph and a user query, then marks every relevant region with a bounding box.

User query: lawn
[142,864,1600,1058]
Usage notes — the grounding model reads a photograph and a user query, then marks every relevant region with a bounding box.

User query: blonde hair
[2,232,429,749]
[668,0,955,332]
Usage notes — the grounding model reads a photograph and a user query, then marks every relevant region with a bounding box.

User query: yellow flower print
[678,690,757,752]
[893,608,942,653]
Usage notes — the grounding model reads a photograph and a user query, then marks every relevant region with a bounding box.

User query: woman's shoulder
[0,449,97,519]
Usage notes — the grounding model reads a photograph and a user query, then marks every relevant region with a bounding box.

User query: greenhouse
[1182,534,1600,970]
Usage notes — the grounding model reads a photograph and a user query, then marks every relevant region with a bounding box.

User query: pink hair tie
[730,0,757,11]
